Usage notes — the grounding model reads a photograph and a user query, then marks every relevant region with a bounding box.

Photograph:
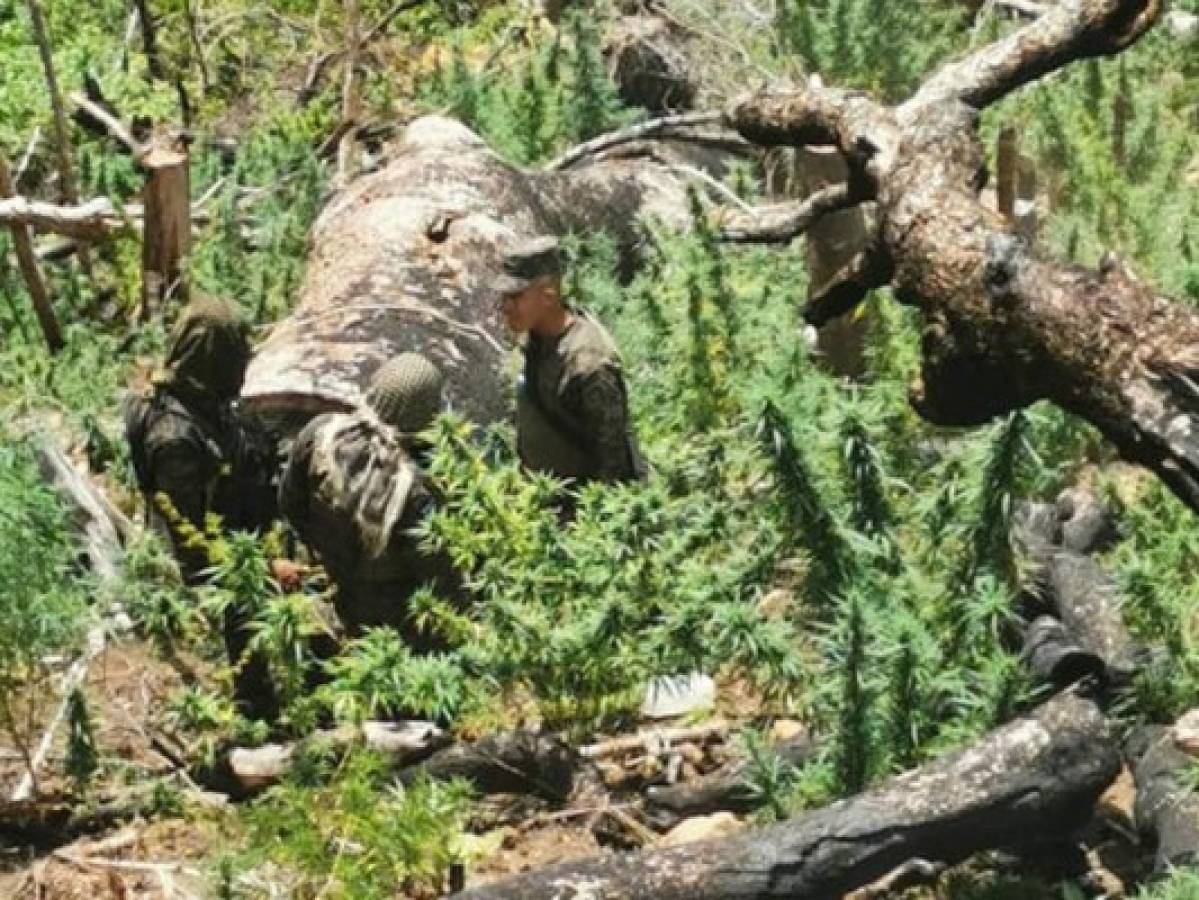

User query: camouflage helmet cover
[365,352,445,433]
[495,235,563,298]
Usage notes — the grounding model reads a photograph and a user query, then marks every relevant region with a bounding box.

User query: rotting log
[699,0,1199,516]
[459,694,1118,899]
[1013,494,1137,686]
[1047,550,1140,685]
[398,730,578,802]
[1021,614,1106,689]
[1131,725,1199,873]
[242,116,716,425]
[223,720,450,794]
[644,733,815,827]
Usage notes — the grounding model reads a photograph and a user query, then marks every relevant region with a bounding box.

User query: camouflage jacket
[517,314,645,484]
[124,387,279,580]
[279,411,460,636]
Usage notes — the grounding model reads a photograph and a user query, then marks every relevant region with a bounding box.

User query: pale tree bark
[242,116,713,425]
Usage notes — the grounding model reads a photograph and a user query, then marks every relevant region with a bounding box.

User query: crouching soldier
[495,236,646,488]
[124,295,280,720]
[279,352,461,644]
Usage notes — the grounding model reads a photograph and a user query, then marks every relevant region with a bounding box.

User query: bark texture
[398,730,578,801]
[461,694,1117,899]
[1132,726,1199,873]
[242,116,700,425]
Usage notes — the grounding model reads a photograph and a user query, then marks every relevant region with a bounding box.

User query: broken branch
[716,182,859,244]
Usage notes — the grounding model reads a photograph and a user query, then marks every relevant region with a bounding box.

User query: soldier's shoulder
[562,314,621,377]
[130,391,201,449]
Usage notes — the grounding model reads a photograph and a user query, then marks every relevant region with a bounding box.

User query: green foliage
[830,592,875,794]
[1134,868,1199,900]
[242,750,473,899]
[738,727,801,823]
[415,11,636,166]
[64,688,99,795]
[0,436,88,792]
[121,530,200,652]
[774,0,965,101]
[322,627,473,723]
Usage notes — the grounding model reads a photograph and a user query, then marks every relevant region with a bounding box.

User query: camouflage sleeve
[147,437,212,580]
[577,366,633,483]
[148,437,211,528]
[278,421,317,545]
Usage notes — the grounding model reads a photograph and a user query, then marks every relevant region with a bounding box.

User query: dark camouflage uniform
[517,315,644,484]
[123,297,279,718]
[279,411,461,643]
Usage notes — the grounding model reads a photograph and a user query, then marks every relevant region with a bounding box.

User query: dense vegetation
[0,0,1197,896]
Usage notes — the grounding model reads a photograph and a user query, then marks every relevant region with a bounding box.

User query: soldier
[496,236,645,486]
[123,295,281,719]
[279,352,461,643]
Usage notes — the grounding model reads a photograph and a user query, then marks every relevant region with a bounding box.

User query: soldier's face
[501,278,559,334]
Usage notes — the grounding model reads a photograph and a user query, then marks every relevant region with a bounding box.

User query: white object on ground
[640,673,716,719]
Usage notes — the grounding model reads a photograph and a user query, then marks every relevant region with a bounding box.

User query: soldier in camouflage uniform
[496,236,645,486]
[123,295,279,719]
[279,353,461,643]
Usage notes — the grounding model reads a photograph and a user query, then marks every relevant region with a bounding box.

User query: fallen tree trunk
[1047,550,1140,685]
[242,116,713,425]
[1131,725,1199,873]
[399,730,578,802]
[1013,493,1137,687]
[460,693,1118,899]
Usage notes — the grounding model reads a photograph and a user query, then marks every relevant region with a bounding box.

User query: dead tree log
[704,0,1199,515]
[1013,493,1138,686]
[1131,725,1199,873]
[243,116,708,425]
[461,694,1118,899]
[398,731,578,802]
[1047,550,1140,684]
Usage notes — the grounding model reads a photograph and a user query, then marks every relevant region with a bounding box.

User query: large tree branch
[716,183,857,244]
[911,0,1163,109]
[709,2,1199,512]
[0,196,128,241]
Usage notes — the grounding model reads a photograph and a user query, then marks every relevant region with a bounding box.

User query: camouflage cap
[365,352,445,434]
[495,235,563,298]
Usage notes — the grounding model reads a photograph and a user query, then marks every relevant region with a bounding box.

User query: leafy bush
[0,435,88,794]
[242,751,474,899]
